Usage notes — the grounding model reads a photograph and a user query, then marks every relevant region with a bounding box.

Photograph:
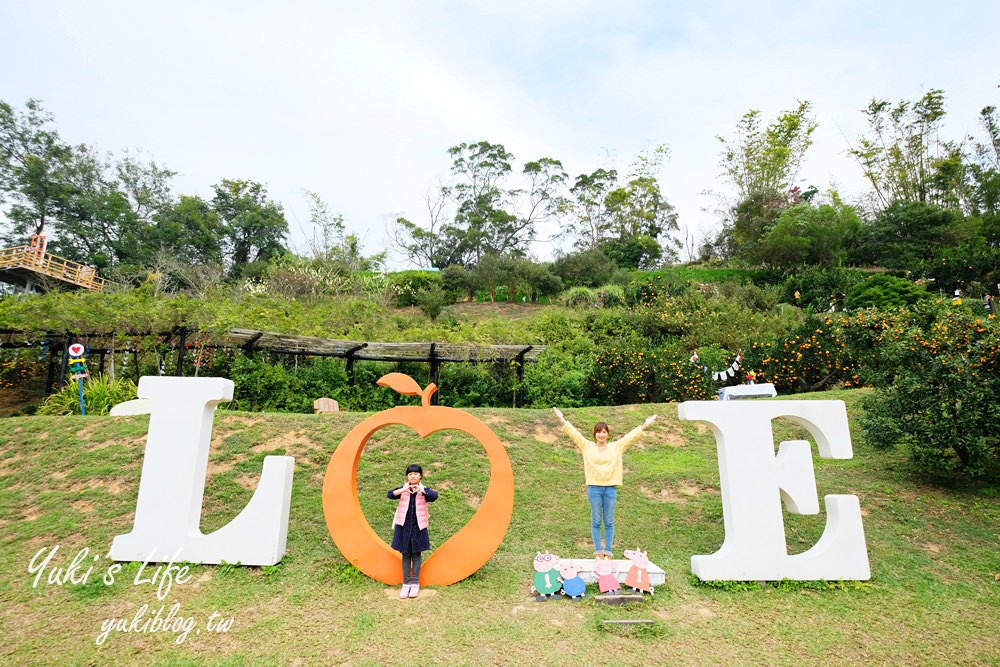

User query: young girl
[388,463,438,598]
[552,408,657,559]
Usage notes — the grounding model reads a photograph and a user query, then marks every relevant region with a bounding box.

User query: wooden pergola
[2,327,547,406]
[227,328,546,404]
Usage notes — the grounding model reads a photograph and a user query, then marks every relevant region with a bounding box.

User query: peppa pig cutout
[623,547,654,595]
[531,551,562,600]
[558,560,586,600]
[594,556,621,594]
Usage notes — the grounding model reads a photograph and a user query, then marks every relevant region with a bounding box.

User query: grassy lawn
[1,390,997,666]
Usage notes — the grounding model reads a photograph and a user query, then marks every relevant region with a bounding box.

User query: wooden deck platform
[0,244,108,292]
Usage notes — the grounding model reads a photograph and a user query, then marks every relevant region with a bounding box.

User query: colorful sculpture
[594,556,620,594]
[67,343,89,415]
[531,551,562,598]
[323,374,514,587]
[558,560,586,600]
[623,547,654,595]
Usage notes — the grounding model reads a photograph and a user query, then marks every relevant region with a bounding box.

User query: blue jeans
[587,485,617,555]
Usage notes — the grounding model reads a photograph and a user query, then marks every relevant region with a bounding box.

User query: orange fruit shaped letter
[322,373,514,586]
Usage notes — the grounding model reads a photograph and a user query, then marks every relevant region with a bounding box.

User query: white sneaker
[399,584,411,599]
[408,584,420,598]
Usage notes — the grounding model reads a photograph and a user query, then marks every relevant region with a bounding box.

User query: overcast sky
[2,1,998,269]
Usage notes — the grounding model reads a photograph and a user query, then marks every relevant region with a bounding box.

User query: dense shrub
[441,265,476,301]
[562,286,599,308]
[921,244,1000,297]
[438,362,510,408]
[415,286,452,321]
[596,284,626,308]
[0,348,47,392]
[650,343,718,402]
[520,349,593,408]
[552,249,616,288]
[589,337,715,404]
[37,375,138,415]
[624,274,691,308]
[843,274,930,310]
[781,266,867,311]
[859,307,1000,476]
[227,354,407,413]
[716,281,781,312]
[389,271,444,307]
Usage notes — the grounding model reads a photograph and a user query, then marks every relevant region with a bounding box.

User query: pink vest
[394,489,429,530]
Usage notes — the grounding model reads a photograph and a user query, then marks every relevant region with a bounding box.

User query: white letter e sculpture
[678,400,870,581]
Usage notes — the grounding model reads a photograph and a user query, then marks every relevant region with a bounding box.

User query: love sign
[107,376,870,583]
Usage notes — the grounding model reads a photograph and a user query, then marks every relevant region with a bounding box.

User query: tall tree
[755,195,861,269]
[390,188,455,268]
[712,101,818,262]
[718,101,817,202]
[850,201,969,271]
[602,146,680,269]
[150,194,223,266]
[968,105,1000,217]
[0,98,75,241]
[391,141,567,267]
[51,145,142,268]
[1,99,178,271]
[849,89,968,211]
[565,168,618,250]
[211,179,288,274]
[302,190,384,272]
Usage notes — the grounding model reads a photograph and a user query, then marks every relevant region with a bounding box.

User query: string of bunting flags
[689,350,744,381]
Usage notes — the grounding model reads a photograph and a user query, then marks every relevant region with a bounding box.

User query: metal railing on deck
[0,245,109,291]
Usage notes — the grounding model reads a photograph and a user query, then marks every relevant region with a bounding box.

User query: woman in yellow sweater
[552,408,657,559]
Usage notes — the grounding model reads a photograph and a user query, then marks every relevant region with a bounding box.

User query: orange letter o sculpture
[322,375,514,586]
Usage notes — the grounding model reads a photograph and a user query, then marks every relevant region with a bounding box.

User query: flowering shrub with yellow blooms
[0,349,47,392]
[743,315,861,393]
[589,338,715,403]
[856,299,1000,477]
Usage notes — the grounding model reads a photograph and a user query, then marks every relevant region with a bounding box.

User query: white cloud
[1,0,998,267]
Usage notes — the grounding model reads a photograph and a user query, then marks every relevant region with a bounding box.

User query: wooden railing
[0,245,109,291]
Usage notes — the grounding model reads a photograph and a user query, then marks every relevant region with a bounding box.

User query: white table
[717,383,777,400]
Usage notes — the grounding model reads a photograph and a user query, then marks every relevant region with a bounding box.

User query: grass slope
[1,391,997,666]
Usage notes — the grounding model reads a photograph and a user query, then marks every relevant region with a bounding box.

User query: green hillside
[1,391,998,666]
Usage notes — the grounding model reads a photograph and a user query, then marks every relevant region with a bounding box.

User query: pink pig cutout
[558,560,586,599]
[623,547,654,595]
[594,556,620,594]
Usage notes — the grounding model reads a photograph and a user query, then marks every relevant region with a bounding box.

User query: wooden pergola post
[428,343,441,405]
[513,346,532,408]
[344,344,365,387]
[175,326,187,377]
[57,334,71,390]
